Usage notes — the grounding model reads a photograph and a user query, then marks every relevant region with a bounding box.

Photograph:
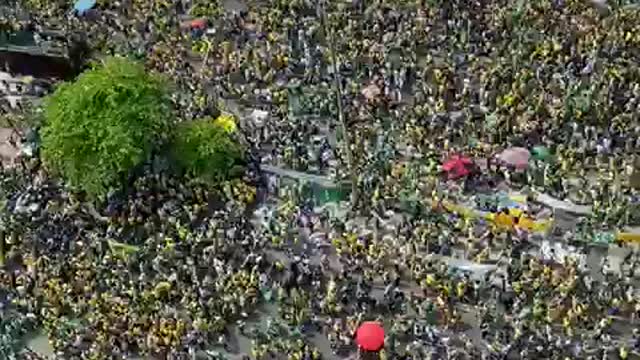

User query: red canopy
[442,154,474,179]
[355,321,385,352]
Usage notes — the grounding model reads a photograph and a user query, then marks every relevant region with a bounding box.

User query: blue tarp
[74,0,96,14]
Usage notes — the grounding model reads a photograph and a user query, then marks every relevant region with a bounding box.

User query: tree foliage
[172,118,245,182]
[41,57,173,198]
[189,0,222,18]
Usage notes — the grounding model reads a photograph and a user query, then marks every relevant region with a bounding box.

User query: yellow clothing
[494,212,514,229]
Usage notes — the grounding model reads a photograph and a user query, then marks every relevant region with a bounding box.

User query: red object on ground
[190,18,207,29]
[355,321,385,352]
[442,154,474,179]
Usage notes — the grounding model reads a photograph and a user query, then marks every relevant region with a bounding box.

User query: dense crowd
[2,0,640,359]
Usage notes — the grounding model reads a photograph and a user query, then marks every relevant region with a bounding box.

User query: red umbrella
[355,321,385,352]
[190,18,207,29]
[442,154,474,179]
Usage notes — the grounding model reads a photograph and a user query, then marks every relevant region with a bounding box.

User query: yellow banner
[435,199,551,233]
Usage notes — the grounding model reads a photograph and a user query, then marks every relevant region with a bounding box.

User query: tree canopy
[41,57,174,198]
[172,117,245,182]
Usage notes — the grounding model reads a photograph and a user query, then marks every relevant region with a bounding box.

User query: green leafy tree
[189,0,222,18]
[172,118,245,182]
[41,57,173,198]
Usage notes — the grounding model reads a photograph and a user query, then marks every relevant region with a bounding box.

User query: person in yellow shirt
[620,346,628,359]
[562,315,573,337]
[494,208,514,230]
[456,281,466,300]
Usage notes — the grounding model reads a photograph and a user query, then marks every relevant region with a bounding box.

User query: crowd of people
[2,0,640,359]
